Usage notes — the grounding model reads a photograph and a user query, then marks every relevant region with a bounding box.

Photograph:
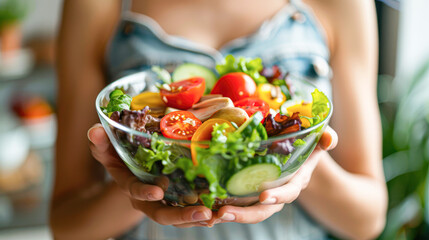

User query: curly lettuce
[216,55,267,84]
[300,89,330,127]
[133,133,189,174]
[311,89,330,125]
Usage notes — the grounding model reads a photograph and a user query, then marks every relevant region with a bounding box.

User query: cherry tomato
[160,77,205,110]
[160,111,202,140]
[210,72,256,102]
[234,98,270,120]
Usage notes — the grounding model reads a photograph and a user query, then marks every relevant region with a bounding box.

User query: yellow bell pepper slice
[130,92,166,111]
[257,83,286,110]
[287,102,313,128]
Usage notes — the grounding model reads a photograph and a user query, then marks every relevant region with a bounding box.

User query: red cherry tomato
[234,98,270,120]
[210,72,256,102]
[160,111,202,140]
[160,77,205,110]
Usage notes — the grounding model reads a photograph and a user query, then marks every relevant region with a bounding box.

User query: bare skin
[51,0,387,239]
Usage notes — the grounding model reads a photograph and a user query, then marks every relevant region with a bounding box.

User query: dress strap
[121,0,132,13]
[289,0,301,5]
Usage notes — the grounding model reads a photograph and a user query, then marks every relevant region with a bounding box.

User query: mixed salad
[101,55,330,209]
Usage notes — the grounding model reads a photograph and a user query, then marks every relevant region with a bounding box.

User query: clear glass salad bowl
[96,71,333,209]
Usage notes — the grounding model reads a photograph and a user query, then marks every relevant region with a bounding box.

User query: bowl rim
[95,71,333,144]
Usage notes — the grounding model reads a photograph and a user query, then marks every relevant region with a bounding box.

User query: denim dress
[106,0,332,239]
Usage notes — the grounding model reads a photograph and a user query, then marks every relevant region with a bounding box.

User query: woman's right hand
[87,123,213,227]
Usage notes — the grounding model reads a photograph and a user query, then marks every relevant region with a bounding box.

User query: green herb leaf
[102,89,132,117]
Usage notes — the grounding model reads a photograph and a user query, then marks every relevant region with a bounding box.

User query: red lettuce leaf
[263,112,302,137]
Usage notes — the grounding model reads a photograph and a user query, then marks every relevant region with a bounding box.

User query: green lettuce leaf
[216,55,267,84]
[175,156,228,209]
[311,89,330,125]
[133,133,188,174]
[293,139,306,147]
[299,89,330,127]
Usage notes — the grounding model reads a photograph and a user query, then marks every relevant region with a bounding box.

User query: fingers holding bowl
[319,125,338,151]
[259,162,316,205]
[213,203,284,224]
[131,200,212,226]
[88,123,164,201]
[258,126,337,205]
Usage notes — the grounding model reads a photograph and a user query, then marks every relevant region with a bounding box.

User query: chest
[130,0,287,50]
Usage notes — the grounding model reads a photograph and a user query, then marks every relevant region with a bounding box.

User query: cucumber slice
[226,159,281,196]
[172,63,217,93]
[235,111,264,137]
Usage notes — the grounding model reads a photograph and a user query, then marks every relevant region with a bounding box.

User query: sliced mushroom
[164,107,181,115]
[198,94,223,103]
[209,107,249,126]
[189,97,234,121]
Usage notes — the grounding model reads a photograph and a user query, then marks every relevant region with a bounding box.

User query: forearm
[298,152,387,239]
[50,181,144,240]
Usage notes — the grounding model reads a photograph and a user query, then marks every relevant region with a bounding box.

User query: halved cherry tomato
[210,72,256,102]
[160,111,202,140]
[160,77,205,110]
[191,119,235,165]
[234,98,270,120]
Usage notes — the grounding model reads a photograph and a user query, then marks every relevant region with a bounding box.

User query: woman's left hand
[177,126,337,228]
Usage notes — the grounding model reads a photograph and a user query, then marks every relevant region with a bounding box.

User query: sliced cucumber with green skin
[172,63,217,93]
[226,155,281,196]
[235,111,264,137]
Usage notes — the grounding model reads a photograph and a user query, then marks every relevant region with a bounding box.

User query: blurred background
[0,0,427,239]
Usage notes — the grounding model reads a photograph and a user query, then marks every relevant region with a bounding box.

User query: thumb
[88,123,111,153]
[318,126,338,151]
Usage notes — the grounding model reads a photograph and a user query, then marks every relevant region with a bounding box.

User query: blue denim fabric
[106,0,332,98]
[106,0,331,239]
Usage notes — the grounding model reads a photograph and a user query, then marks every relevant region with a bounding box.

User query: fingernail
[320,132,333,150]
[192,211,210,221]
[146,193,157,201]
[87,124,102,143]
[261,197,277,205]
[219,213,235,221]
[327,137,334,150]
[213,219,221,224]
[199,221,208,225]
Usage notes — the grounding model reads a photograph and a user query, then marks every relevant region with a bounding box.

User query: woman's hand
[206,127,338,226]
[87,123,213,227]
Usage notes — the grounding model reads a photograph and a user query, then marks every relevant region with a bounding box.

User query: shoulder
[61,0,121,25]
[303,0,377,55]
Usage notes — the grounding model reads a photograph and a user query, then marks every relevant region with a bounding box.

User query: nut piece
[189,97,234,121]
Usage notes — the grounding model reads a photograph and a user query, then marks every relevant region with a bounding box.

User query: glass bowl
[96,71,333,209]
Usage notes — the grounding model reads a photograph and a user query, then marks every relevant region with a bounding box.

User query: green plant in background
[0,0,28,28]
[378,59,429,239]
